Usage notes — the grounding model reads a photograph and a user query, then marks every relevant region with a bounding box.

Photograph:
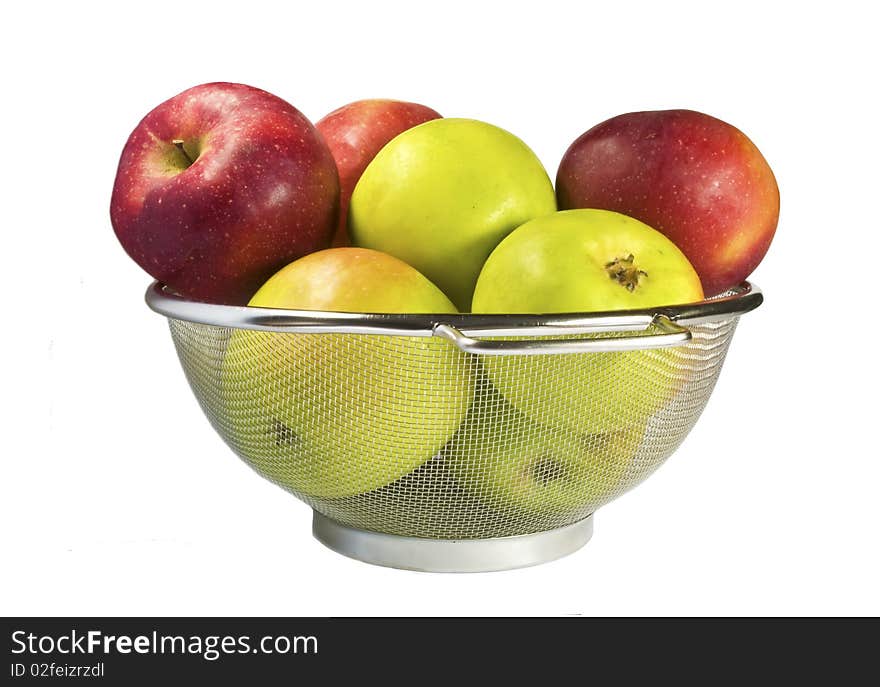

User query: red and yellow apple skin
[223,248,474,499]
[556,109,779,296]
[110,82,339,305]
[247,246,454,313]
[316,99,441,247]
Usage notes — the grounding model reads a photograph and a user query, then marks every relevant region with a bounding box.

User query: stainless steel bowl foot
[311,511,594,572]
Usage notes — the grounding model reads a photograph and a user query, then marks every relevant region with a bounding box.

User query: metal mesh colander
[147,282,761,570]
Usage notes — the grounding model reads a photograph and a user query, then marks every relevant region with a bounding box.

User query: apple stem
[605,254,648,292]
[172,139,194,166]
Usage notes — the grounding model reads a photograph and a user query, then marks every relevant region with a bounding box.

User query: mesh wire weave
[169,316,738,539]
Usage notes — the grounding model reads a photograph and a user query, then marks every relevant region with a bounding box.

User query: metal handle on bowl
[433,315,691,356]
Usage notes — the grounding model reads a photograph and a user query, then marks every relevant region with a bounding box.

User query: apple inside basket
[148,281,760,548]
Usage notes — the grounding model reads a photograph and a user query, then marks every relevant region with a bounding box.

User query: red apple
[111,82,339,304]
[316,99,440,246]
[556,110,779,296]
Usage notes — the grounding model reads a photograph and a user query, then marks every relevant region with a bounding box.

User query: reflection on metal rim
[145,280,762,338]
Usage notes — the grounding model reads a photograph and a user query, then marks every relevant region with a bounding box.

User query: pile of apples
[111,82,778,314]
[111,82,779,509]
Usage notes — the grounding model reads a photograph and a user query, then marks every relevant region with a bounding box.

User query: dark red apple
[316,99,440,246]
[556,110,779,296]
[111,82,339,304]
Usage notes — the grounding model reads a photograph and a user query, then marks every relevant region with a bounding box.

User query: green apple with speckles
[349,118,557,311]
[471,209,704,433]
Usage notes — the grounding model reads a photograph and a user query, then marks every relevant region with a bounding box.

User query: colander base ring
[311,511,594,573]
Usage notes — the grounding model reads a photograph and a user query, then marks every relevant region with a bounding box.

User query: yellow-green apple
[349,118,556,311]
[325,456,491,538]
[316,99,440,247]
[445,385,645,520]
[471,209,703,433]
[110,82,339,304]
[556,109,779,296]
[222,248,474,499]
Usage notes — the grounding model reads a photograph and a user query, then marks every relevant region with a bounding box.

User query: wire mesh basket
[147,281,762,571]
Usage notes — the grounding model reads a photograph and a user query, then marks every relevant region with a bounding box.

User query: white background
[2,0,878,616]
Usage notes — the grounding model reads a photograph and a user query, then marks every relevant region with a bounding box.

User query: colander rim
[145,280,761,336]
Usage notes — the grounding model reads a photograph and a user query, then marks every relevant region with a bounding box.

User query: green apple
[325,455,492,538]
[471,209,704,433]
[349,118,557,311]
[222,248,474,499]
[445,386,645,518]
